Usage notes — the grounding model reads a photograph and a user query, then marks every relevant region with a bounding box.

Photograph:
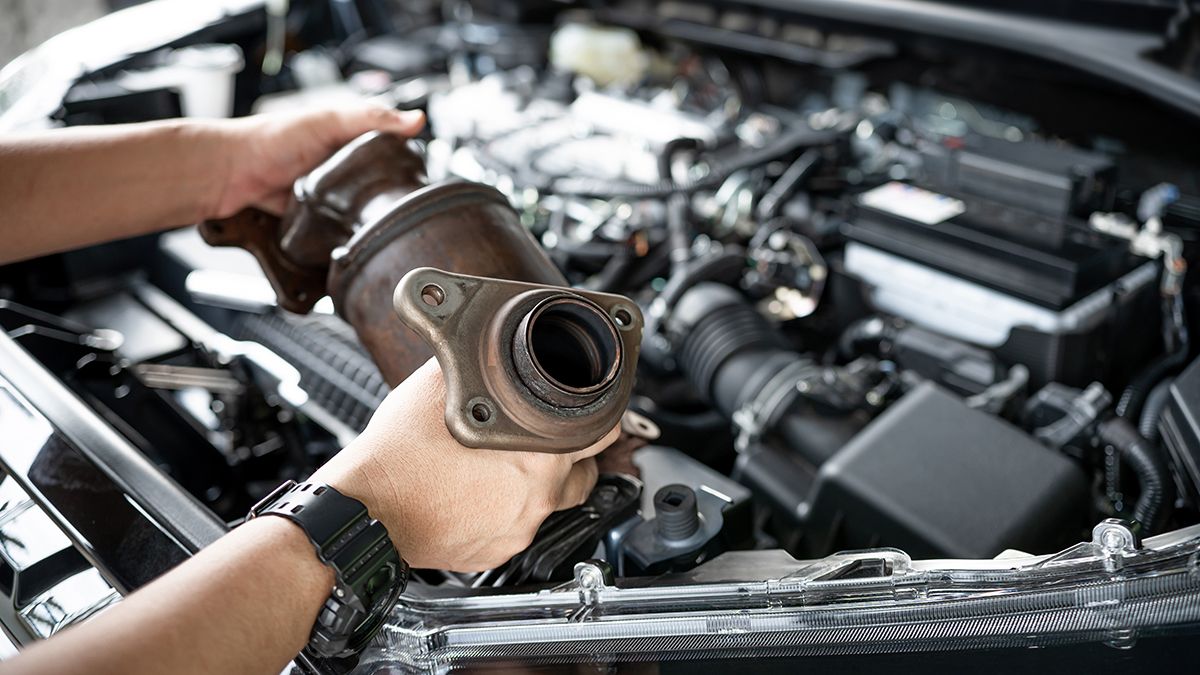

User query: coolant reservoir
[549,23,647,87]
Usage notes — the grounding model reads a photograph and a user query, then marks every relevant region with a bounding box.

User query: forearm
[0,120,228,265]
[2,517,333,675]
[0,348,605,675]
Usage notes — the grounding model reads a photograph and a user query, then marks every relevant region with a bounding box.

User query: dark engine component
[669,283,1091,558]
[803,382,1090,559]
[493,474,641,586]
[839,318,1002,397]
[0,297,335,519]
[667,282,890,524]
[1025,381,1176,534]
[623,445,752,575]
[1159,355,1200,505]
[1095,416,1176,533]
[233,312,389,433]
[842,134,1157,388]
[919,134,1116,238]
[669,282,876,468]
[624,484,708,573]
[845,189,1137,312]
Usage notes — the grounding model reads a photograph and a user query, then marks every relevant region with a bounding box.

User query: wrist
[191,117,250,221]
[249,479,408,657]
[231,516,335,656]
[241,514,337,589]
[144,118,238,223]
[309,440,411,554]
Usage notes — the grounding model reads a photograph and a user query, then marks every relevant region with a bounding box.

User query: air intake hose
[668,283,859,469]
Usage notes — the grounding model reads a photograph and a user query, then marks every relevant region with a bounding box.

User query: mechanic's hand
[311,359,616,572]
[211,104,426,218]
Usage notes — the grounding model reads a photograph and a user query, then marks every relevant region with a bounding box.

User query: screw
[1092,519,1139,554]
[577,565,603,590]
[1101,529,1125,552]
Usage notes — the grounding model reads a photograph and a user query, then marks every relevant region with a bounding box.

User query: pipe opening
[513,297,622,407]
[529,301,619,392]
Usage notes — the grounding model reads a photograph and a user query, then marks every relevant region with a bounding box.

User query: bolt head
[579,567,601,588]
[1092,519,1139,553]
[1101,529,1126,552]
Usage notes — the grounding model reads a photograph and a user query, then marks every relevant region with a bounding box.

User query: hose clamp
[731,358,820,453]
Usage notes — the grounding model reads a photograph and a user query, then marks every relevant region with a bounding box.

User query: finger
[330,105,425,142]
[556,457,599,510]
[254,189,290,216]
[566,424,621,462]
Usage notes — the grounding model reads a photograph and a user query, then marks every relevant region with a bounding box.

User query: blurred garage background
[1,0,148,66]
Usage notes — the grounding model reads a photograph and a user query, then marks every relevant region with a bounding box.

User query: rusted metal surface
[200,132,564,385]
[199,207,327,314]
[278,131,426,269]
[199,131,646,453]
[394,268,643,452]
[327,182,564,385]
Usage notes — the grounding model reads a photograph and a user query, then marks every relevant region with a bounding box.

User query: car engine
[3,0,1200,671]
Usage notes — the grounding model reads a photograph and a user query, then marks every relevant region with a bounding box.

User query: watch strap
[249,480,408,658]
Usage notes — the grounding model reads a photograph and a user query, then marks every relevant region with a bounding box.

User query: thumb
[556,457,599,510]
[326,106,426,144]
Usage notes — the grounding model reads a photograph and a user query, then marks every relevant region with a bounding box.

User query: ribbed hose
[675,287,788,408]
[1116,349,1188,420]
[1097,417,1175,533]
[1117,294,1189,420]
[671,283,864,476]
[1138,378,1175,444]
[643,249,747,339]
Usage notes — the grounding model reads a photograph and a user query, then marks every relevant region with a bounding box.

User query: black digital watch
[248,480,409,658]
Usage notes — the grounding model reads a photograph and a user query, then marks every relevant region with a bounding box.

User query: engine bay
[4,0,1200,627]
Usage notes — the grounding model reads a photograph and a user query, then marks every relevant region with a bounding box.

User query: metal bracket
[394,268,643,452]
[199,208,326,314]
[571,559,614,620]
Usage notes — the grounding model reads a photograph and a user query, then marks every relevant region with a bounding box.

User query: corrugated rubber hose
[1097,416,1175,533]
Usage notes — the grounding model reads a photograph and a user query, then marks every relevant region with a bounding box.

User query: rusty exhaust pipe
[393,268,640,451]
[200,132,643,452]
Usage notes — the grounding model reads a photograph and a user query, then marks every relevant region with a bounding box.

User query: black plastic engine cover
[801,382,1090,559]
[1161,355,1200,505]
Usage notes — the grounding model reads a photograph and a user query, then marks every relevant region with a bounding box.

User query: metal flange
[394,268,643,452]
